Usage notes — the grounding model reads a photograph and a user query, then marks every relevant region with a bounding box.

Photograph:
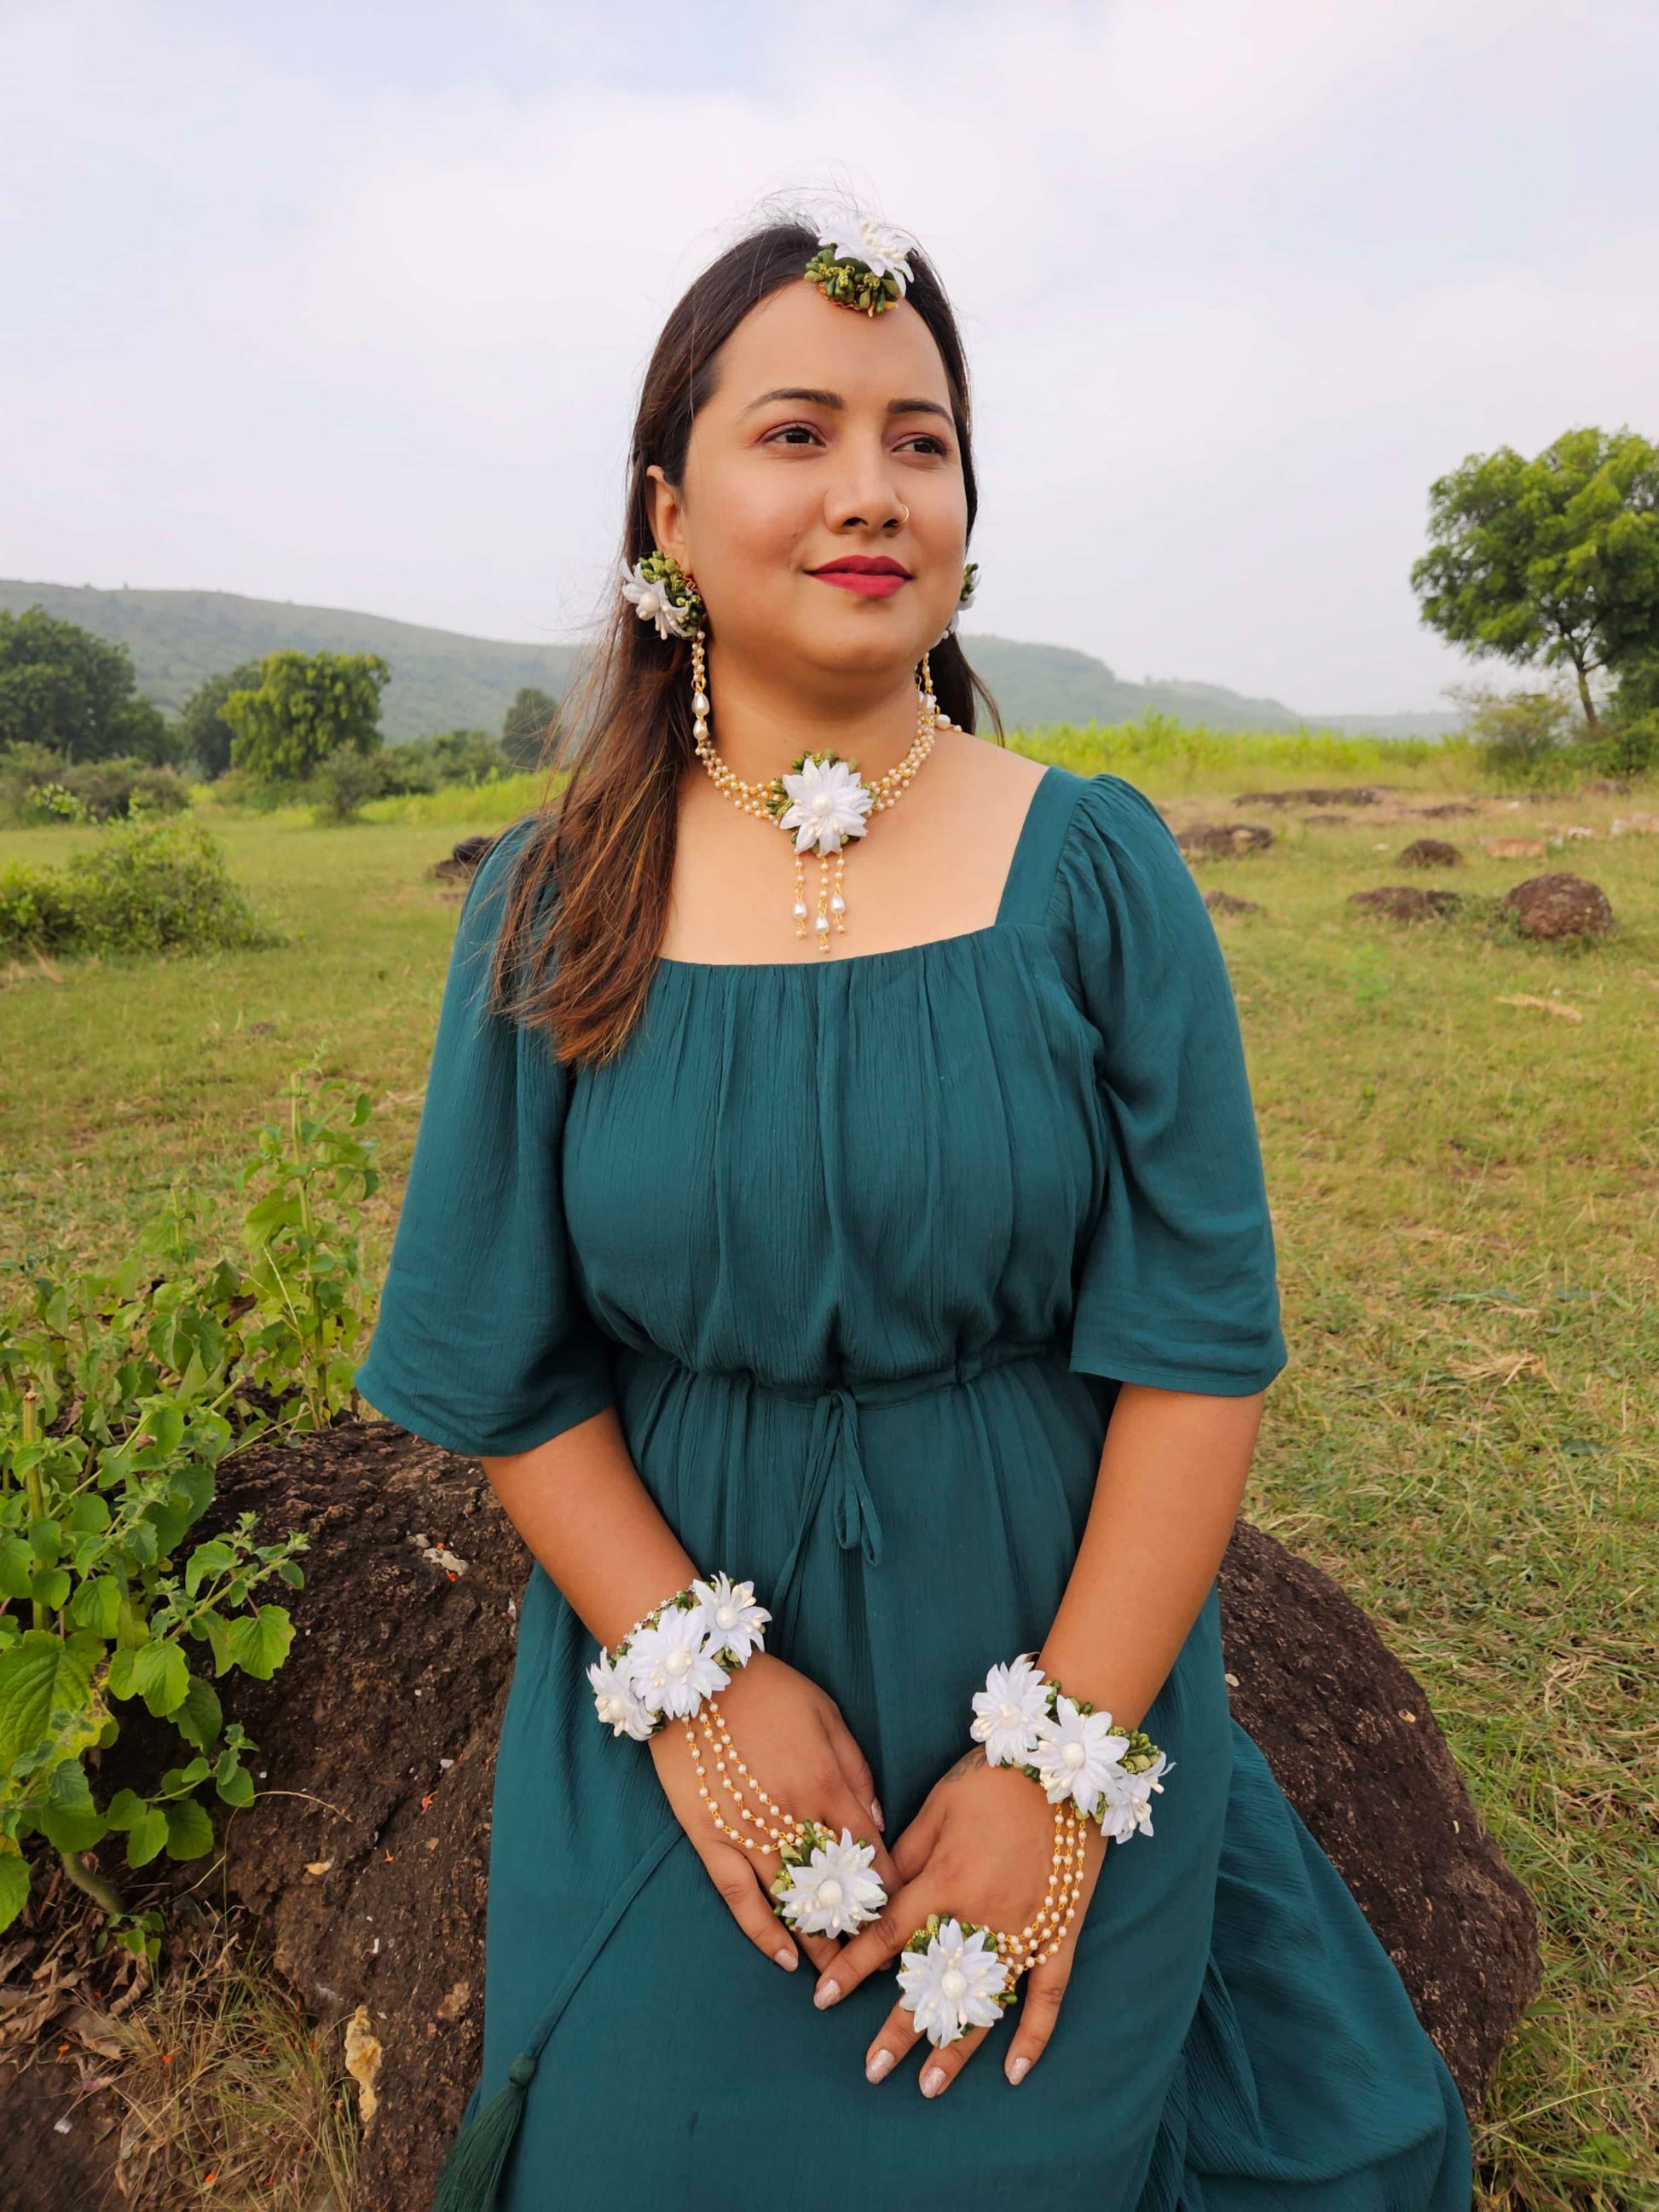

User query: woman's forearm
[480,1405,697,1649]
[1038,1383,1263,1730]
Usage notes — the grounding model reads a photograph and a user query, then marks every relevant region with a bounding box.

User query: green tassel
[432,2053,536,2212]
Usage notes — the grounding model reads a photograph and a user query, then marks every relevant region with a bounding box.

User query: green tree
[1412,427,1659,732]
[221,652,390,783]
[176,661,265,780]
[0,607,176,765]
[502,684,561,769]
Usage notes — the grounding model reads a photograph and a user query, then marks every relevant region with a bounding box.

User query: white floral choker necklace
[689,628,942,955]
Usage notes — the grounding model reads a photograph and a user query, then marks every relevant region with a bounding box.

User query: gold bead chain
[995,1805,1090,1975]
[690,633,942,952]
[686,1707,808,1857]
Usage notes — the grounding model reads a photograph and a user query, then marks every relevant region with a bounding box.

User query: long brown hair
[495,218,998,1067]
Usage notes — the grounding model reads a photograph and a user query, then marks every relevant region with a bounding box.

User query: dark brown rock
[1350,885,1461,921]
[1217,1522,1540,2114]
[1418,802,1479,819]
[1502,871,1615,941]
[1204,890,1263,917]
[431,834,498,884]
[1399,838,1463,869]
[16,1431,1539,2198]
[1234,787,1387,808]
[1177,822,1275,858]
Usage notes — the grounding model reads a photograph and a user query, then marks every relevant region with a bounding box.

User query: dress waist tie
[769,1383,885,1644]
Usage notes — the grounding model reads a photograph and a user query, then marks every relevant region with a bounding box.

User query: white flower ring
[772,1825,887,1939]
[896,1917,1014,2048]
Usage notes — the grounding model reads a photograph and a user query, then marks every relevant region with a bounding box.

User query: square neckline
[654,761,1075,975]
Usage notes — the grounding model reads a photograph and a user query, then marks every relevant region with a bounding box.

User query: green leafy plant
[0,1076,379,1932]
[0,817,273,961]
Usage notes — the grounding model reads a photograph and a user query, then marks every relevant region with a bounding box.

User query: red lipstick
[807,555,911,599]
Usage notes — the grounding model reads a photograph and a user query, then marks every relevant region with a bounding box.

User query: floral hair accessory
[897,1916,1014,2047]
[621,550,704,640]
[589,1574,768,1740]
[771,1822,887,1938]
[804,213,916,316]
[970,1655,1171,1836]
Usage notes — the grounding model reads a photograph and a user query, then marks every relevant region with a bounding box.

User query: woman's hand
[649,1653,898,1978]
[812,1750,1103,2094]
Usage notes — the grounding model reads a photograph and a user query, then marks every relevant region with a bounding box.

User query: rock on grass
[1399,838,1463,869]
[1502,872,1615,941]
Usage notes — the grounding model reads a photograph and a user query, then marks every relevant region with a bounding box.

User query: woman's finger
[1003,1952,1074,2084]
[888,1790,945,1886]
[862,1995,922,2085]
[913,2019,993,2099]
[823,1714,883,1834]
[696,1837,801,1972]
[812,1874,928,2010]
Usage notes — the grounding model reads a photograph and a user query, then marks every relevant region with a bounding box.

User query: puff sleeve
[354,821,615,1455]
[1055,775,1287,1397]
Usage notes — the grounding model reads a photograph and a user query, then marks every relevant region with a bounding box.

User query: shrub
[0,819,272,961]
[0,1077,378,1940]
[1450,685,1580,789]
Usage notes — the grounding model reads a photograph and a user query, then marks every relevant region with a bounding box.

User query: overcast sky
[3,0,1656,711]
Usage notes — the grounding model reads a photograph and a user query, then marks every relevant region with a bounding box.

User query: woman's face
[648,279,968,687]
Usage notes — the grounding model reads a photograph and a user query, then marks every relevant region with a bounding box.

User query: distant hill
[0,581,583,746]
[0,580,1456,743]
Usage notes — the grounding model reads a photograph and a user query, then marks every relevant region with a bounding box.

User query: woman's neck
[700,647,922,784]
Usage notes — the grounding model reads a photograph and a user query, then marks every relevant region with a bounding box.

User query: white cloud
[1,0,1656,706]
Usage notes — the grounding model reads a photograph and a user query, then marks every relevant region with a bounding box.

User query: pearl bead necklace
[690,632,942,955]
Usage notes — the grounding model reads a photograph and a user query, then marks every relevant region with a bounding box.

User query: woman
[357,213,1472,2211]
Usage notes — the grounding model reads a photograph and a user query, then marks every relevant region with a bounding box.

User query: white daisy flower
[621,559,695,640]
[627,1605,728,1719]
[970,1655,1052,1769]
[587,1653,654,1741]
[896,1920,1010,2047]
[1097,1751,1171,1844]
[1032,1695,1130,1819]
[777,755,873,856]
[815,215,915,293]
[773,1829,886,1939]
[692,1574,770,1665]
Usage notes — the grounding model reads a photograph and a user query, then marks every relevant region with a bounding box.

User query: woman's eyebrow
[741,386,952,424]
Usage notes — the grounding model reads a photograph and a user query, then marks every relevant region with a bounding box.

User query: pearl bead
[817,1879,843,1907]
[1062,1742,1087,1770]
[692,691,709,715]
[939,1968,968,2001]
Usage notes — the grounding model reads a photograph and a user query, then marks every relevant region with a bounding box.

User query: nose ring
[895,503,910,526]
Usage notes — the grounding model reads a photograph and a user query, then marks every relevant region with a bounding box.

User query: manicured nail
[865,2048,895,2083]
[870,1798,884,1831]
[814,1978,841,2010]
[1008,2055,1031,2085]
[774,1946,797,1970]
[921,2065,947,2099]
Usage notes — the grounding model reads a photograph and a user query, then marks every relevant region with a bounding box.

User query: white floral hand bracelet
[587,1572,769,1741]
[970,1655,1171,1843]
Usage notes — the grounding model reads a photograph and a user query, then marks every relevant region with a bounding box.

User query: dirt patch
[1176,823,1275,858]
[1204,890,1263,918]
[1350,885,1462,921]
[1234,787,1388,807]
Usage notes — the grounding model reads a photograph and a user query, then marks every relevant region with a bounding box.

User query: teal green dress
[357,766,1472,2211]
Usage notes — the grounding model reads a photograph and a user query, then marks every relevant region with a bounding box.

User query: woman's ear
[645,464,689,568]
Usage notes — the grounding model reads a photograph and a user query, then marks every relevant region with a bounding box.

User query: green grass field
[3,731,1656,2208]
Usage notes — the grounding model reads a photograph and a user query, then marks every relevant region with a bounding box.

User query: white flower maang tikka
[804,211,916,317]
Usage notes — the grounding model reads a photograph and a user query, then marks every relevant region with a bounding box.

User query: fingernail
[814,1978,841,2010]
[1008,2055,1031,2085]
[921,2066,947,2099]
[774,1947,797,1971]
[865,2048,895,2083]
[870,1798,884,1831]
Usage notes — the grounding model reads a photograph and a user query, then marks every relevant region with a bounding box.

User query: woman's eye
[899,434,949,458]
[765,423,822,447]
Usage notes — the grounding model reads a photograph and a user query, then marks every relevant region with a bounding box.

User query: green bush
[0,1077,378,1941]
[0,819,272,961]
